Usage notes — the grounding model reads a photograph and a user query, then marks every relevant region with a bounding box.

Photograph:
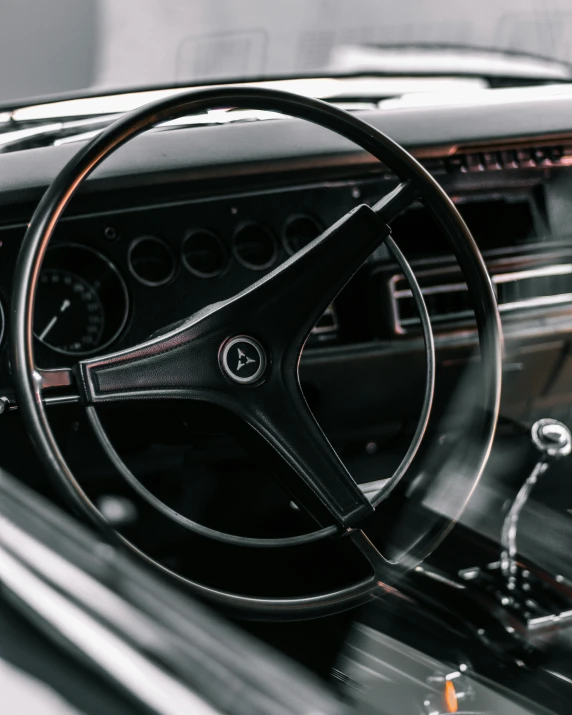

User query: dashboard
[2,83,572,464]
[4,83,572,715]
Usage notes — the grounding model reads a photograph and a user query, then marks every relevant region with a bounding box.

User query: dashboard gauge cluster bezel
[34,243,129,358]
[21,183,363,367]
[127,235,177,287]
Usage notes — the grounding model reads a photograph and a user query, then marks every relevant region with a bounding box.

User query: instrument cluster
[0,179,371,373]
[29,209,327,365]
[34,244,129,357]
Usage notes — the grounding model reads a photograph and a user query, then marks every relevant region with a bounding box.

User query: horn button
[220,336,267,385]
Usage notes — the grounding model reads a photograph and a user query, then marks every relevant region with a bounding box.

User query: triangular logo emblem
[236,348,256,372]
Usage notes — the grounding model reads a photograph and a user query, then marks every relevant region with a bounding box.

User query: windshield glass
[2,0,571,106]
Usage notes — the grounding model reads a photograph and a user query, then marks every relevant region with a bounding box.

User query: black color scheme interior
[9,87,501,617]
[4,82,572,711]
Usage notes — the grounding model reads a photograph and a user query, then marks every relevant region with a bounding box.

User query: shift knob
[500,418,571,586]
[531,418,572,460]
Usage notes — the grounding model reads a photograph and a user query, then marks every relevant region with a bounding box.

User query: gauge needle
[39,299,71,340]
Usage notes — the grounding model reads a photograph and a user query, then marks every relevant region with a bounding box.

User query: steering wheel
[11,87,502,619]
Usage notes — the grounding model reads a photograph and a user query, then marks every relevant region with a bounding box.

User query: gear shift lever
[500,419,572,589]
[453,418,572,643]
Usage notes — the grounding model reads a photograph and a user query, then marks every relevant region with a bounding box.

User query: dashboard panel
[11,178,375,370]
[2,87,572,449]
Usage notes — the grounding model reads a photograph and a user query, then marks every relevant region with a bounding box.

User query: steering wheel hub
[220,335,267,385]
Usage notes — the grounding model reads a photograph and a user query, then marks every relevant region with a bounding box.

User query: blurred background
[3,0,572,104]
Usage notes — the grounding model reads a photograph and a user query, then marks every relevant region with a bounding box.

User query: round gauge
[35,269,105,354]
[282,215,322,255]
[128,236,176,286]
[182,229,228,278]
[232,222,277,270]
[34,244,129,357]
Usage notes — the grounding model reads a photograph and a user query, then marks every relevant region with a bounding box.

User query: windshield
[2,0,571,106]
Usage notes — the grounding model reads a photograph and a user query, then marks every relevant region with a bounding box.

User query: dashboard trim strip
[392,261,572,332]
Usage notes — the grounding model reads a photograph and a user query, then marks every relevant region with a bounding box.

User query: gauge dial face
[33,244,129,359]
[34,269,105,354]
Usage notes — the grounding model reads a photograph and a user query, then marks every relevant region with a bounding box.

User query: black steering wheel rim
[11,86,502,618]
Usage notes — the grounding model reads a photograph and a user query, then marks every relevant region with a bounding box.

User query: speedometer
[33,244,129,357]
[35,269,105,354]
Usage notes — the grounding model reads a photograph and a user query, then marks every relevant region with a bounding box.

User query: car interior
[4,3,572,714]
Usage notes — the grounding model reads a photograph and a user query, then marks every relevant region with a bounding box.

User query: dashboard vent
[391,262,572,333]
[439,144,572,174]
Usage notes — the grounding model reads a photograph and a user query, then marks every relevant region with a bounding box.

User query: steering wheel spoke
[350,530,397,577]
[233,204,390,356]
[75,318,227,404]
[238,380,373,529]
[37,367,74,390]
[372,181,419,223]
[29,367,80,407]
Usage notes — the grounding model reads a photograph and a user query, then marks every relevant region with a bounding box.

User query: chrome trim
[500,293,572,312]
[52,110,283,147]
[414,565,466,590]
[458,567,481,581]
[127,236,177,287]
[54,129,101,146]
[528,610,572,630]
[391,261,572,332]
[0,394,81,413]
[181,229,229,279]
[546,670,572,686]
[44,394,81,406]
[220,336,267,385]
[500,460,550,588]
[232,222,278,271]
[400,310,472,326]
[0,115,121,152]
[37,368,73,389]
[0,122,62,149]
[393,281,467,298]
[494,263,572,283]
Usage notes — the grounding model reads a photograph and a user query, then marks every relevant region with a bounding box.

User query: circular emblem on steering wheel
[220,336,267,384]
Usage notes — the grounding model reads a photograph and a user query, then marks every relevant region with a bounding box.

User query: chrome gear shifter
[500,419,572,589]
[456,418,572,639]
